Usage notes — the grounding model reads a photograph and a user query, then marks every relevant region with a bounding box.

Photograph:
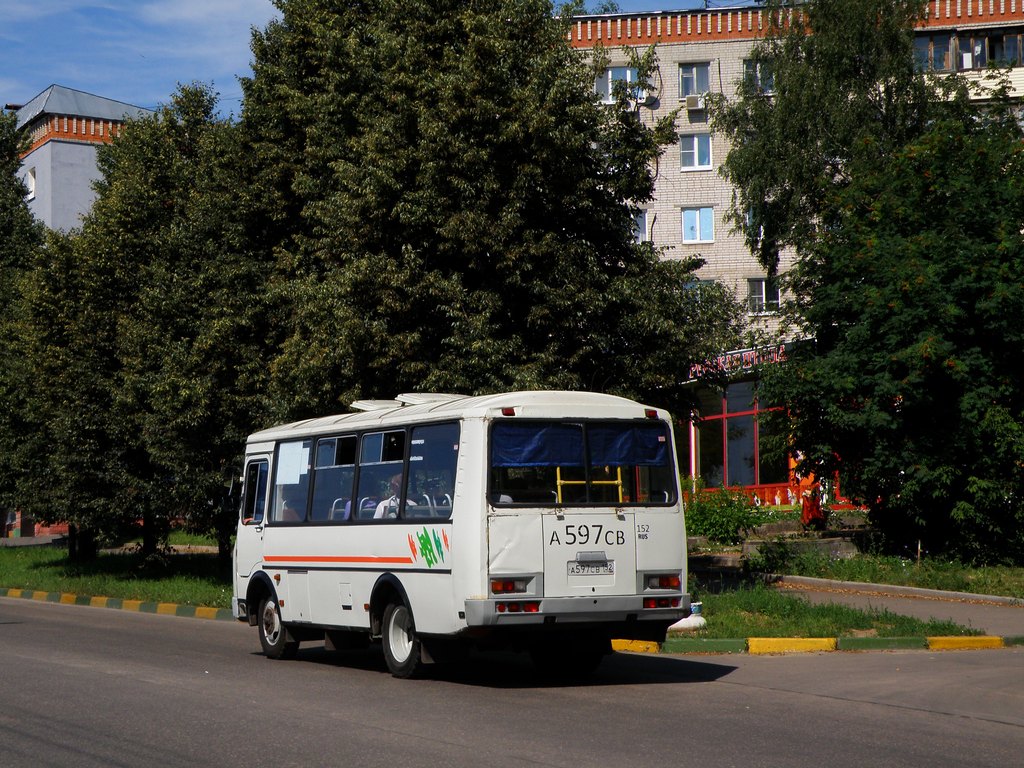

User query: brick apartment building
[573,2,1024,498]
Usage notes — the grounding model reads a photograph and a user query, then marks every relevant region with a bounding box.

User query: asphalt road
[2,597,1022,768]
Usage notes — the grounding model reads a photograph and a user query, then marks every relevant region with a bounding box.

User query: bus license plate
[567,561,614,576]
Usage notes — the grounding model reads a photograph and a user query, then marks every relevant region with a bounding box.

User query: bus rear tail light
[644,409,658,419]
[501,407,516,416]
[496,601,541,613]
[491,578,528,594]
[646,574,682,590]
[643,597,682,609]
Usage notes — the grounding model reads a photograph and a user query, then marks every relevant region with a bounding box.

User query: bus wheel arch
[370,575,424,678]
[245,572,275,628]
[368,573,410,637]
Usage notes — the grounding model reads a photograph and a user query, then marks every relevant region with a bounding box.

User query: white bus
[233,391,689,677]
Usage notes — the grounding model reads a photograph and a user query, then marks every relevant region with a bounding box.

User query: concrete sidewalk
[775,575,1024,638]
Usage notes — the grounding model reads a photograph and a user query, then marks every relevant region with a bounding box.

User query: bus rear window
[489,421,676,506]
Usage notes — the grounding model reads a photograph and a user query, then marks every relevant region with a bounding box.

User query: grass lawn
[693,584,978,639]
[0,543,231,608]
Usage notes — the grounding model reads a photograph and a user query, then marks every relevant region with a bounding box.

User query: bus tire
[382,601,423,678]
[259,596,299,660]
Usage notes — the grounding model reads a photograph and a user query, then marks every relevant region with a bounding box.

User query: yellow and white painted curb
[0,586,233,620]
[616,634,1019,655]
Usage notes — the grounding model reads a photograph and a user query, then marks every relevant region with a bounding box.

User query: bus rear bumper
[464,594,689,634]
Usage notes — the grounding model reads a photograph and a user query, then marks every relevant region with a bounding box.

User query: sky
[1,1,718,116]
[1,1,281,115]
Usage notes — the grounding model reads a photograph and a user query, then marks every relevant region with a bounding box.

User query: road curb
[835,636,927,651]
[0,586,234,621]
[748,637,837,654]
[617,633,1016,655]
[4,584,1020,648]
[926,635,1004,650]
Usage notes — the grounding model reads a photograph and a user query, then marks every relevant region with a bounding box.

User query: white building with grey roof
[8,84,153,231]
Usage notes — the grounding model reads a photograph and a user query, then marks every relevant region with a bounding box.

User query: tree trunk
[141,509,157,556]
[67,525,97,562]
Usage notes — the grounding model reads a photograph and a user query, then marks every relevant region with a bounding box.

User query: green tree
[16,85,271,560]
[16,225,124,558]
[110,85,273,562]
[760,90,1024,563]
[713,0,1024,562]
[0,112,45,519]
[711,0,933,274]
[243,0,742,420]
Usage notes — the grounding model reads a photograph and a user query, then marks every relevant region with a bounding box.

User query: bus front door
[234,457,270,594]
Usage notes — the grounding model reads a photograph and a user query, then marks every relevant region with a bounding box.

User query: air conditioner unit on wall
[685,94,705,110]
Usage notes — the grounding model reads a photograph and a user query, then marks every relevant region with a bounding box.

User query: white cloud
[2,0,121,24]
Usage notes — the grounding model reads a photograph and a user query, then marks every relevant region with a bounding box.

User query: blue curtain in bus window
[588,424,669,467]
[491,423,584,467]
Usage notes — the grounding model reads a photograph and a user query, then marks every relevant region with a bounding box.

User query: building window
[679,62,710,98]
[633,210,649,243]
[914,33,953,71]
[958,34,987,69]
[682,207,714,243]
[958,29,1023,69]
[695,381,788,489]
[26,167,36,200]
[595,66,644,104]
[992,31,1021,66]
[747,277,780,314]
[742,59,774,94]
[680,133,712,170]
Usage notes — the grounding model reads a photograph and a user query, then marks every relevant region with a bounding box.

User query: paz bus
[232,391,689,677]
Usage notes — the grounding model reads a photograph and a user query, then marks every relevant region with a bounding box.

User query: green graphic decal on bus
[409,527,450,567]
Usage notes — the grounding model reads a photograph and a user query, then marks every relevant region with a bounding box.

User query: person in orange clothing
[799,474,825,530]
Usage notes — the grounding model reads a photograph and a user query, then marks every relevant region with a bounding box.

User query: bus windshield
[488,420,677,506]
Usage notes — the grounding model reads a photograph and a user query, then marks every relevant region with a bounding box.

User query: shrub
[685,480,766,544]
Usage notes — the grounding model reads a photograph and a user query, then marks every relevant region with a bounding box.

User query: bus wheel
[382,601,423,678]
[259,596,299,660]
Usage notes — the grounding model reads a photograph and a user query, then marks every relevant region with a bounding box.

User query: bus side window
[241,460,269,525]
[354,431,406,521]
[406,423,459,519]
[311,436,356,522]
[270,439,312,523]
